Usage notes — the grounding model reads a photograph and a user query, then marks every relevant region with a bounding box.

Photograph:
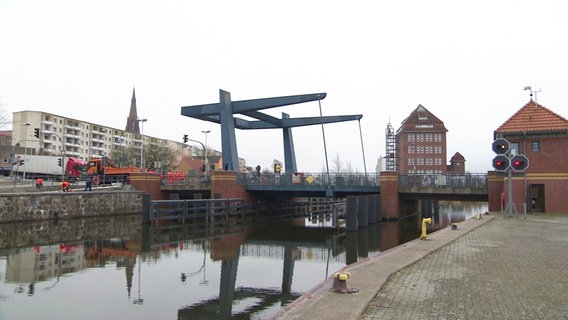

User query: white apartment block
[12,110,189,164]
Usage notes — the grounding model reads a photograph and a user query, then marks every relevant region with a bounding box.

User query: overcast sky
[1,0,567,173]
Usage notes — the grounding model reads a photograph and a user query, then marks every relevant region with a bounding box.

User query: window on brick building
[510,142,519,155]
[532,141,540,152]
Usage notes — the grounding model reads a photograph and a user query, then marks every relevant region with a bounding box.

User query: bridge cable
[358,118,368,178]
[318,96,331,186]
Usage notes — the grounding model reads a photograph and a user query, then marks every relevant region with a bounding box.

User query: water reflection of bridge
[146,217,346,319]
[142,217,346,263]
[145,216,423,318]
[0,211,455,319]
[177,287,301,320]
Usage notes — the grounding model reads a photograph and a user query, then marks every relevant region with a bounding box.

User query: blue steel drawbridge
[181,89,363,173]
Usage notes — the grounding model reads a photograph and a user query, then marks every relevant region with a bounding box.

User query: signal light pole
[22,122,31,180]
[492,137,529,218]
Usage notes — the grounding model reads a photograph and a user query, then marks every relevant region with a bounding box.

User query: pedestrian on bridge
[174,170,179,184]
[35,178,43,190]
[167,170,172,184]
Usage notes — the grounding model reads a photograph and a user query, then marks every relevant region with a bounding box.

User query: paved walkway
[275,214,568,320]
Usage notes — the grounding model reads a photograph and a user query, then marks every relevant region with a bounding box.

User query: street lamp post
[201,130,210,171]
[119,137,124,167]
[22,122,31,180]
[187,138,206,170]
[138,119,147,169]
[49,132,65,181]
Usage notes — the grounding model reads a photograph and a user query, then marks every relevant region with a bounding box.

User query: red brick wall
[380,171,400,219]
[130,173,169,200]
[487,171,505,212]
[396,131,447,174]
[489,172,568,213]
[210,171,256,202]
[518,137,568,173]
[525,173,568,213]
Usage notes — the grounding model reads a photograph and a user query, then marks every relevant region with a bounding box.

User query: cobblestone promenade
[362,214,568,320]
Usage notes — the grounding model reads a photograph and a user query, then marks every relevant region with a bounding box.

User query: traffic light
[510,154,529,172]
[274,163,281,174]
[57,158,62,167]
[183,134,188,143]
[255,165,261,177]
[19,160,24,166]
[492,138,510,154]
[33,128,40,138]
[492,155,509,172]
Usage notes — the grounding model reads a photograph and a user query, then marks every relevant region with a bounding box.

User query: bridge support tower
[211,171,256,202]
[380,171,401,219]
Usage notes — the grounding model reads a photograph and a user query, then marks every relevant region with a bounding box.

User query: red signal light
[510,154,529,172]
[492,155,509,171]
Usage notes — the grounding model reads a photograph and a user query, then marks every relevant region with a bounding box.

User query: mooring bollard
[420,217,432,240]
[330,272,359,293]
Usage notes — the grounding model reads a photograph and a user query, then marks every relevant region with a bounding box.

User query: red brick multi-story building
[396,105,449,175]
[489,99,568,213]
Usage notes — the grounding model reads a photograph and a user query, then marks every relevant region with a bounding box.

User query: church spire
[125,87,140,134]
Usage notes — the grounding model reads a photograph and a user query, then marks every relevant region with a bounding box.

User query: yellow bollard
[331,272,359,293]
[420,217,432,240]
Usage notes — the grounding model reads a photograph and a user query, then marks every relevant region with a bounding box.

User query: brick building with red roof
[489,99,568,213]
[396,105,450,175]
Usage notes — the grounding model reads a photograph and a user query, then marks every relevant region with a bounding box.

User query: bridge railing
[241,172,380,187]
[160,170,211,188]
[398,173,488,189]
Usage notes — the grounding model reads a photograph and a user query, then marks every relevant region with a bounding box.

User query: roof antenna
[523,85,541,102]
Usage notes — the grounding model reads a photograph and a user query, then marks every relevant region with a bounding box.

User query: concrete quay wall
[0,215,142,250]
[0,191,144,223]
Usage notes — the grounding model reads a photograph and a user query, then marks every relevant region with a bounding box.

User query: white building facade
[12,110,189,166]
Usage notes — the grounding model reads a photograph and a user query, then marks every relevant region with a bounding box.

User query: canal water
[0,201,486,320]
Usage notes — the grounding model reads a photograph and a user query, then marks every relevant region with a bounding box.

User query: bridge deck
[158,172,488,200]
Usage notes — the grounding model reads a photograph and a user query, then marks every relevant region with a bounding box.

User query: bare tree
[332,153,343,174]
[145,143,175,171]
[345,162,356,173]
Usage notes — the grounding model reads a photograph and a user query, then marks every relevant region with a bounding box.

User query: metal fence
[240,172,380,188]
[146,197,343,223]
[160,170,211,188]
[398,173,488,189]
